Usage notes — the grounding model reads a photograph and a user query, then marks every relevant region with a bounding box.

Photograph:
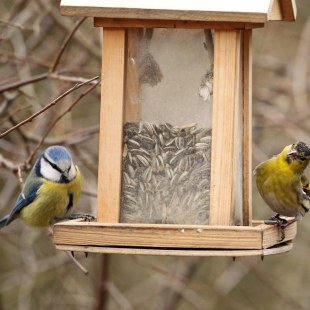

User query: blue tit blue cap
[45,146,72,163]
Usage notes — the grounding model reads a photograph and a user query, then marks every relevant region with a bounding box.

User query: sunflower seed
[121,121,211,225]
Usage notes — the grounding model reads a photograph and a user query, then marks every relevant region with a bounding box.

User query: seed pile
[120,121,211,224]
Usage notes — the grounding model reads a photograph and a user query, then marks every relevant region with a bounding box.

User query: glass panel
[121,28,213,225]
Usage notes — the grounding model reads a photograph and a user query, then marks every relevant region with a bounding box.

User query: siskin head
[284,141,310,173]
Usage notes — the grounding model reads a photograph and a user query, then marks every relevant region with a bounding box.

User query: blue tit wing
[4,178,42,226]
[0,215,10,228]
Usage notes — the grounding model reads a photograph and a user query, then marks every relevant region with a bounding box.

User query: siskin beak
[287,149,297,156]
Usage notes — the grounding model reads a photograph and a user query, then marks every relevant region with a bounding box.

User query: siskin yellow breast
[255,151,307,218]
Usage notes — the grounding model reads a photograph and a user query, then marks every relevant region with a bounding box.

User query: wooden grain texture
[280,0,297,21]
[242,29,253,226]
[262,223,297,248]
[97,29,126,222]
[53,220,297,250]
[124,29,141,123]
[269,0,283,20]
[94,18,264,30]
[55,243,293,257]
[209,30,241,226]
[60,0,296,22]
[268,0,297,21]
[233,30,243,226]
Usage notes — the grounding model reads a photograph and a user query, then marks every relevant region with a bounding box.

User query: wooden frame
[53,1,298,256]
[97,29,126,223]
[54,220,296,256]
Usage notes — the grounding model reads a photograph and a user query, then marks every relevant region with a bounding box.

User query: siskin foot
[264,214,297,241]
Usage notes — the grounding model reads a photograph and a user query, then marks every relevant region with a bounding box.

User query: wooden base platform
[53,220,297,256]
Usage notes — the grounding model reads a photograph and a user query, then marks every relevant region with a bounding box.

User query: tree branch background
[1,1,310,310]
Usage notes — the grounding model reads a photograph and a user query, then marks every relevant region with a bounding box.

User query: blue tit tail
[0,215,10,229]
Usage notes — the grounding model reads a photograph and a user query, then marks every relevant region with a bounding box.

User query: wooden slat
[242,29,253,226]
[269,0,283,20]
[53,221,297,250]
[280,0,297,21]
[233,30,243,226]
[61,0,272,22]
[268,0,297,21]
[94,18,264,30]
[61,0,297,22]
[209,30,242,226]
[55,243,293,257]
[263,223,297,248]
[97,29,126,222]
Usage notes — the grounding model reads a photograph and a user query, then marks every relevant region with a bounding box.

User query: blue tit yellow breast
[19,167,82,227]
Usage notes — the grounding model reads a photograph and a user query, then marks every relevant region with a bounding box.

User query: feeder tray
[54,220,296,256]
[54,0,297,256]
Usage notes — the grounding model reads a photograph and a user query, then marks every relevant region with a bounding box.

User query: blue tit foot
[52,213,95,224]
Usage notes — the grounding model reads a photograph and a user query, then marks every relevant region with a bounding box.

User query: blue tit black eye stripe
[43,154,63,174]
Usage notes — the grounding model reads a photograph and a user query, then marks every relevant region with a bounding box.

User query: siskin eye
[299,157,307,161]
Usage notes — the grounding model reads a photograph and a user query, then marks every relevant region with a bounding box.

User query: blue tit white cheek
[40,157,62,182]
[68,163,77,181]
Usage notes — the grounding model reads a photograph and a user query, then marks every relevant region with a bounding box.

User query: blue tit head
[36,146,77,183]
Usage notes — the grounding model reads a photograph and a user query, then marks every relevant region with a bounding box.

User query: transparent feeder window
[121,28,213,225]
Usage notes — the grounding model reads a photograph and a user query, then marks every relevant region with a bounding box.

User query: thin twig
[0,48,51,67]
[49,17,86,73]
[0,72,50,94]
[22,125,99,146]
[0,104,32,126]
[0,153,20,172]
[49,72,100,84]
[0,20,36,31]
[25,79,100,165]
[163,257,201,310]
[82,190,97,198]
[65,251,89,275]
[0,76,99,139]
[96,255,110,310]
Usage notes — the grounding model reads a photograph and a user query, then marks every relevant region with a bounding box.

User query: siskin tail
[0,215,9,229]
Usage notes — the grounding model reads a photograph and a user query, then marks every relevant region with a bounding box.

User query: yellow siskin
[254,142,310,239]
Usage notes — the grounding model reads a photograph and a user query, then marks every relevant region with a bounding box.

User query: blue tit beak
[60,170,70,183]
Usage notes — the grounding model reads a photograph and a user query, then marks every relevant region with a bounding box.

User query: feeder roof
[60,0,296,23]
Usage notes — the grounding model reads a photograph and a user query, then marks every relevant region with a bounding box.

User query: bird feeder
[54,0,297,256]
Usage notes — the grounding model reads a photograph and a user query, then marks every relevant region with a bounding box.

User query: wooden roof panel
[60,0,296,22]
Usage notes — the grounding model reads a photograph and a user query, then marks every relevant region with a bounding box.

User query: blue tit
[0,145,90,228]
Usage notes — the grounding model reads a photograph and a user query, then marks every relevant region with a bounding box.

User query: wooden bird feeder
[54,0,298,256]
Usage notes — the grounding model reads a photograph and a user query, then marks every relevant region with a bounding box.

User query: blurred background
[0,0,310,309]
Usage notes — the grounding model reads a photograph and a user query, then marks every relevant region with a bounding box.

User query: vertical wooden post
[209,30,242,226]
[242,29,253,226]
[97,28,126,222]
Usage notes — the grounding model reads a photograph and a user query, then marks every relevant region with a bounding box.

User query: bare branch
[25,78,100,165]
[0,72,49,94]
[49,17,86,73]
[0,76,99,139]
[49,72,100,84]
